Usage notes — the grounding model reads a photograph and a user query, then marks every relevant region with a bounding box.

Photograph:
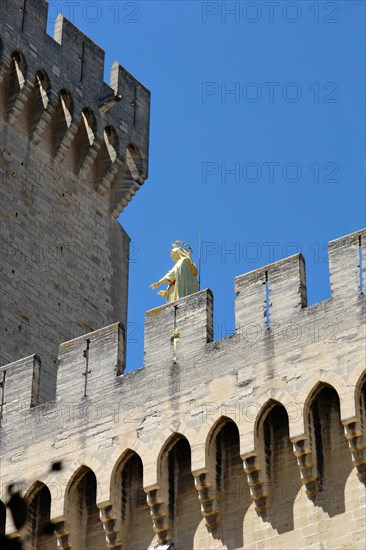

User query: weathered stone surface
[0,2,365,549]
[0,0,150,378]
[0,229,365,548]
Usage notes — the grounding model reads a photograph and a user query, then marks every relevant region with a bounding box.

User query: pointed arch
[26,69,51,136]
[298,372,352,424]
[94,125,119,190]
[159,433,201,546]
[206,415,234,456]
[254,398,282,439]
[65,106,96,175]
[253,394,303,444]
[306,383,353,516]
[3,50,27,114]
[65,465,105,549]
[158,431,185,464]
[204,414,242,471]
[207,416,249,548]
[24,481,54,549]
[257,400,299,532]
[110,448,136,505]
[111,449,153,550]
[51,88,74,155]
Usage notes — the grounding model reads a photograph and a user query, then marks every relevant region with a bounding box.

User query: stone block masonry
[0,0,150,384]
[0,228,365,549]
[0,1,365,548]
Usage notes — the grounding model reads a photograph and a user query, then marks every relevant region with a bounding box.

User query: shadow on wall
[260,404,298,533]
[3,375,366,546]
[24,482,54,549]
[167,436,202,547]
[114,451,154,550]
[309,385,354,517]
[216,420,250,549]
[66,466,105,550]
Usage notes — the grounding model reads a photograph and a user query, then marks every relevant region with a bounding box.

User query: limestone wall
[0,0,151,377]
[0,229,365,549]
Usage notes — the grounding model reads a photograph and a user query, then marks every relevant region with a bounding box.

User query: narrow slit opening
[0,372,5,428]
[265,271,271,328]
[359,236,363,294]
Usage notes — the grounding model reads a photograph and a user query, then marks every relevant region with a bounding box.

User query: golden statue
[150,241,199,302]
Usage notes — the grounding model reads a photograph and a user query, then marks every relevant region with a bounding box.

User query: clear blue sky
[47,0,365,371]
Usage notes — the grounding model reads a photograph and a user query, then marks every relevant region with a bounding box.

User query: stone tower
[0,2,366,550]
[0,0,150,390]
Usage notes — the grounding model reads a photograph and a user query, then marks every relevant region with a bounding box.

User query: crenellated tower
[0,2,365,549]
[0,0,150,386]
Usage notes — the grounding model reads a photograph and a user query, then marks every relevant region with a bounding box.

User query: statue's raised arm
[149,241,199,302]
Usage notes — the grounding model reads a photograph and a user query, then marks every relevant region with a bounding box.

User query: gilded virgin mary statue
[149,241,199,303]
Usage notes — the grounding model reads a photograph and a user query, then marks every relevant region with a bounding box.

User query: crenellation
[110,61,150,174]
[329,229,366,301]
[144,289,213,368]
[53,14,105,85]
[0,0,150,372]
[268,253,307,323]
[0,0,151,210]
[1,2,365,547]
[57,323,124,400]
[235,263,267,332]
[0,354,54,415]
[235,254,307,329]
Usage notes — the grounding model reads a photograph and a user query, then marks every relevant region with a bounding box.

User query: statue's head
[171,241,193,261]
[170,247,181,262]
[170,242,198,276]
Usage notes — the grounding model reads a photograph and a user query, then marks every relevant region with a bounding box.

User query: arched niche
[26,69,51,136]
[25,482,54,549]
[51,88,74,156]
[3,50,27,114]
[94,125,119,190]
[73,107,96,175]
[307,384,353,516]
[65,465,105,549]
[208,416,249,548]
[256,401,299,532]
[112,450,153,550]
[159,434,201,547]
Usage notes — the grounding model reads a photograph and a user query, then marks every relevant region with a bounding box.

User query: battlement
[0,228,364,415]
[0,230,365,548]
[0,0,150,216]
[0,0,150,374]
[1,5,364,546]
